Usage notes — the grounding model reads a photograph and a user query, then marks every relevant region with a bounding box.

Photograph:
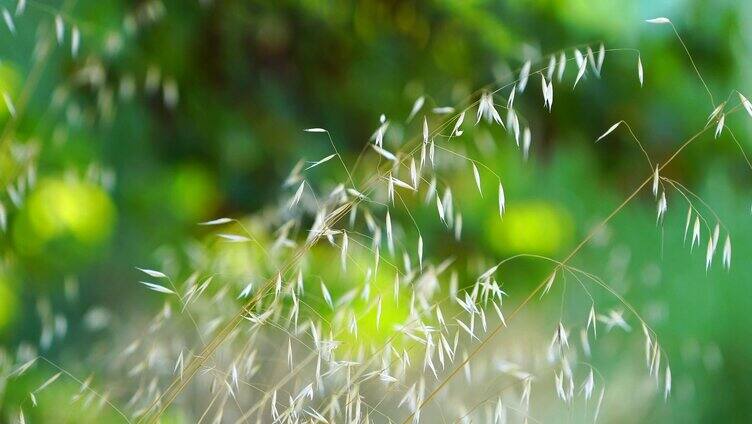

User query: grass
[1,9,749,424]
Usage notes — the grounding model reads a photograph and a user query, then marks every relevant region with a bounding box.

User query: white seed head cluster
[0,9,747,424]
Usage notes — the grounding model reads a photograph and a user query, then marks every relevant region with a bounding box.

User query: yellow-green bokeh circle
[14,178,116,254]
[487,201,573,256]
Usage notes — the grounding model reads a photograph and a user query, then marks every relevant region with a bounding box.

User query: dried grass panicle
[2,10,749,424]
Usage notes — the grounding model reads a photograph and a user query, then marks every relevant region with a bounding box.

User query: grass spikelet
[638,55,644,86]
[3,93,16,118]
[216,234,252,242]
[596,121,621,142]
[471,163,482,197]
[34,372,62,394]
[71,26,80,56]
[139,281,175,294]
[3,8,15,34]
[136,268,167,278]
[714,114,725,138]
[739,92,752,117]
[522,127,531,160]
[498,182,505,218]
[573,49,587,88]
[646,17,671,24]
[305,154,337,170]
[289,181,305,209]
[341,231,348,271]
[692,216,701,250]
[557,51,567,81]
[372,144,398,161]
[55,15,64,44]
[408,96,425,121]
[722,235,731,269]
[452,111,465,137]
[518,60,531,92]
[541,271,557,297]
[199,217,233,225]
[705,238,714,270]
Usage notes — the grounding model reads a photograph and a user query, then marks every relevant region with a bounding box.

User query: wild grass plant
[0,4,748,424]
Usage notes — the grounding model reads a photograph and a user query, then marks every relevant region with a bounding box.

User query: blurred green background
[0,0,750,422]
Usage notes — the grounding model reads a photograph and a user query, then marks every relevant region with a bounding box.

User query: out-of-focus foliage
[0,0,750,422]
